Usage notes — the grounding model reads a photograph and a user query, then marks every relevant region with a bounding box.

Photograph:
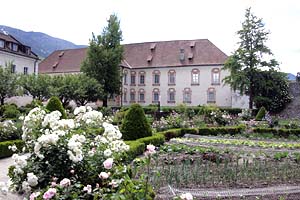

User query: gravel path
[0,156,23,200]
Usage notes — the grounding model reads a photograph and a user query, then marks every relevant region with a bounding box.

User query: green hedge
[0,140,25,159]
[253,128,300,138]
[161,129,183,141]
[197,125,245,136]
[124,141,145,162]
[137,133,165,147]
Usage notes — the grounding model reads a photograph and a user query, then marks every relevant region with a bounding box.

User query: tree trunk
[102,97,108,107]
[0,98,4,105]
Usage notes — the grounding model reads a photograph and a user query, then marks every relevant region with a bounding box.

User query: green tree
[81,14,123,107]
[253,70,291,113]
[0,63,19,105]
[50,75,76,107]
[20,74,52,101]
[72,74,103,106]
[223,8,278,109]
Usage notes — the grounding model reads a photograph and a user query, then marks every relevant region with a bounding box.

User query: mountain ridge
[0,25,86,58]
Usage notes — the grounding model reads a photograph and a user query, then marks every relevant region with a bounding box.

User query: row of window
[10,65,29,74]
[123,88,216,103]
[123,68,220,86]
[0,39,31,55]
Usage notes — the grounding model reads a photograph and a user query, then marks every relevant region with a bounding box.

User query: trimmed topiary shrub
[124,141,145,162]
[45,96,67,119]
[120,103,152,140]
[255,106,266,121]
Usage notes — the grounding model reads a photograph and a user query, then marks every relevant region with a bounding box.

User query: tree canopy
[0,63,19,105]
[223,8,279,109]
[81,14,124,107]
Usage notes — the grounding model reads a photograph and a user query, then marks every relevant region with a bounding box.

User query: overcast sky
[1,0,299,74]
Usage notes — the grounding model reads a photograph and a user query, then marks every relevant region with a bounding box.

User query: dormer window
[25,47,31,55]
[0,40,4,48]
[150,43,156,51]
[12,43,18,51]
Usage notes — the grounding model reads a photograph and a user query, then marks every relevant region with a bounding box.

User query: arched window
[168,70,176,85]
[138,89,145,103]
[207,88,216,103]
[123,70,128,85]
[152,70,160,85]
[168,88,176,103]
[152,88,160,103]
[211,68,220,85]
[191,68,200,85]
[130,71,136,86]
[183,88,192,103]
[130,89,136,103]
[139,71,146,85]
[123,88,127,102]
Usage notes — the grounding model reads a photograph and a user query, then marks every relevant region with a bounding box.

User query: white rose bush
[7,106,153,199]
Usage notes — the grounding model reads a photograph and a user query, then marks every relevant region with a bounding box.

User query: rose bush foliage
[8,106,153,199]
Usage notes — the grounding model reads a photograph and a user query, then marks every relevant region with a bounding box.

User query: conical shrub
[120,103,152,140]
[255,106,266,121]
[46,96,67,119]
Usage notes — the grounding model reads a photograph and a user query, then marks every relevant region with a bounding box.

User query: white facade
[122,65,233,107]
[0,50,38,74]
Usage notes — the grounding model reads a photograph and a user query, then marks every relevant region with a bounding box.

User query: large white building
[39,39,248,108]
[0,32,39,74]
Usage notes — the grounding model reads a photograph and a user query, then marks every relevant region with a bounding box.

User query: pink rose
[83,185,92,193]
[99,172,109,179]
[59,178,71,187]
[145,144,156,156]
[103,158,113,169]
[30,192,40,200]
[43,188,56,199]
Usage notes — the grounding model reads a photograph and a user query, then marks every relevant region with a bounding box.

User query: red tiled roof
[39,39,227,74]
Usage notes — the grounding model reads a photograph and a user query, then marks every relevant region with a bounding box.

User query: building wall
[122,65,232,107]
[0,51,38,74]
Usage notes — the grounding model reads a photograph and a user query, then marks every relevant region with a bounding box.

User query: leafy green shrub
[45,96,67,119]
[0,120,22,142]
[253,127,300,138]
[137,133,165,147]
[121,104,152,140]
[98,106,113,117]
[113,111,126,125]
[0,140,24,158]
[3,104,20,119]
[255,106,266,121]
[198,125,245,136]
[162,129,183,141]
[124,141,145,162]
[180,128,199,135]
[220,108,243,115]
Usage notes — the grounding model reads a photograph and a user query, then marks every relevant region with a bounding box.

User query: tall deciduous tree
[0,63,19,105]
[81,14,123,107]
[223,8,278,109]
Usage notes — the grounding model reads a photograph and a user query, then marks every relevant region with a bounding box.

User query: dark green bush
[198,125,245,136]
[253,128,300,138]
[0,140,24,158]
[255,106,266,121]
[124,141,145,162]
[121,104,152,140]
[45,96,67,119]
[161,129,183,141]
[137,133,165,147]
[180,128,199,135]
[220,108,243,115]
